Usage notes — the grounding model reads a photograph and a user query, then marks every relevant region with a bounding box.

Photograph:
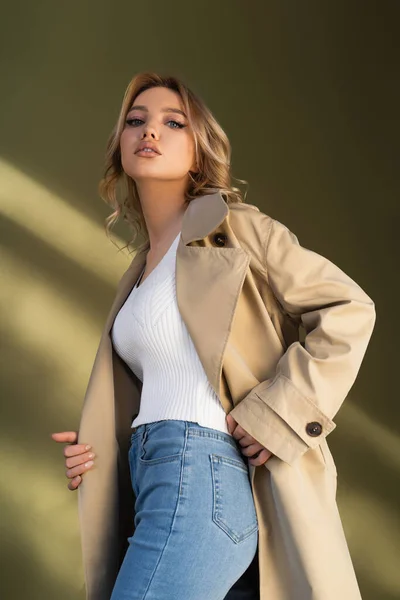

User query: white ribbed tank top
[111,232,230,435]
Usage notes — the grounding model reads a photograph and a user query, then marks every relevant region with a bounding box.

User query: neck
[136,180,189,251]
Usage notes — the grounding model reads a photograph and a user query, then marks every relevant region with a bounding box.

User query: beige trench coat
[77,191,376,600]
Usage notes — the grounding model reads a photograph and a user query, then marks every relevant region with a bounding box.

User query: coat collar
[180,190,229,245]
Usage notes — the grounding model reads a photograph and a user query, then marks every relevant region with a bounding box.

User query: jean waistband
[131,419,239,451]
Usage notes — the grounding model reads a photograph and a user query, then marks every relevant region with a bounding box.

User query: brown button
[306,422,323,437]
[212,232,227,247]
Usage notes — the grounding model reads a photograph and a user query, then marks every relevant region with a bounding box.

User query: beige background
[0,2,399,598]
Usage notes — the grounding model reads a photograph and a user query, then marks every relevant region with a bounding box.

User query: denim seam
[140,423,189,599]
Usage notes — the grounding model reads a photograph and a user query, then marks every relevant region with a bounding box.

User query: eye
[125,118,144,127]
[125,117,186,129]
[166,120,185,129]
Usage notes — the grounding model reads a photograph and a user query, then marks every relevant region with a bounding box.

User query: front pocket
[138,427,183,466]
[210,454,259,544]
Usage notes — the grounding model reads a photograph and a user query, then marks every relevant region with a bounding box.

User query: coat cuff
[228,374,336,466]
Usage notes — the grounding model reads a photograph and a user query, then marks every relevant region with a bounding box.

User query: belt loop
[142,426,148,445]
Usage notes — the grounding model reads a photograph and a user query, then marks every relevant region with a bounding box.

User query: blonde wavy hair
[98,71,248,255]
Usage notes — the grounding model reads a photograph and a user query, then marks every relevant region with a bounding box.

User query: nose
[141,122,159,140]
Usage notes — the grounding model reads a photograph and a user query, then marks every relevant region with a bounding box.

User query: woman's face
[120,86,196,184]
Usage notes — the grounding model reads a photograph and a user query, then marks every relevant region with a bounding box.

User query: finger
[240,443,264,458]
[230,425,250,442]
[248,449,272,466]
[237,434,258,447]
[225,414,234,434]
[67,475,82,491]
[65,451,95,469]
[66,460,94,480]
[63,443,93,458]
[51,432,78,444]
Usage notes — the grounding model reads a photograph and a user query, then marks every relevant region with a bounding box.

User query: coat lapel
[176,232,251,405]
[103,191,251,408]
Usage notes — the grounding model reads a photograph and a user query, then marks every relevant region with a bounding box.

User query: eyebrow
[127,105,187,118]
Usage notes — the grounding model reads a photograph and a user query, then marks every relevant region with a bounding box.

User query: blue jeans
[110,419,259,600]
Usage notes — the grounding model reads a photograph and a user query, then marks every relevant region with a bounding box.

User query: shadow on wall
[1,161,131,600]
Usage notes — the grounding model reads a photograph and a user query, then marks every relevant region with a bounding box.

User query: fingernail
[85,461,94,468]
[88,453,95,459]
[85,445,91,450]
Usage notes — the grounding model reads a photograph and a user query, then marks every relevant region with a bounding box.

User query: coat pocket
[210,454,259,544]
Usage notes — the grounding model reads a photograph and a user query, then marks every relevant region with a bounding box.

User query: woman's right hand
[51,431,96,491]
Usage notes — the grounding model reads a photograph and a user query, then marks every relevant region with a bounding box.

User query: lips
[135,142,161,154]
[135,148,161,157]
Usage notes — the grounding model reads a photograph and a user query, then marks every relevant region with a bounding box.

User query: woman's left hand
[226,413,273,466]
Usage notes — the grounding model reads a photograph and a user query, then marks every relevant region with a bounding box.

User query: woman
[52,72,376,600]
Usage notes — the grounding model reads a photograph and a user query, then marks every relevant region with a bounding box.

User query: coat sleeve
[229,217,376,466]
